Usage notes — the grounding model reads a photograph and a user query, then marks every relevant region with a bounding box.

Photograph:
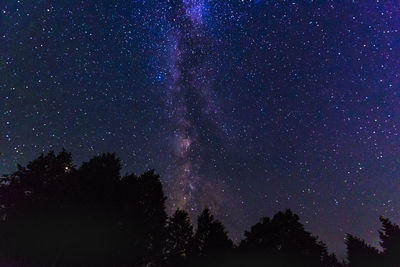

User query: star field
[1,0,400,256]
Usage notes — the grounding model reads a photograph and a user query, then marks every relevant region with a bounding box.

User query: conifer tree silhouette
[164,209,195,266]
[190,208,233,266]
[379,216,400,266]
[345,233,380,267]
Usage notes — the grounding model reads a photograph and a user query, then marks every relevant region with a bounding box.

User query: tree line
[0,150,398,266]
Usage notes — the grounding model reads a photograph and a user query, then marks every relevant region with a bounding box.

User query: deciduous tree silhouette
[0,150,74,266]
[0,151,167,267]
[239,209,339,267]
[345,234,381,267]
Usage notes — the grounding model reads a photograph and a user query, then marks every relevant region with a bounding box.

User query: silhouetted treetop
[240,209,336,267]
[0,150,382,267]
[345,234,380,267]
[164,209,195,266]
[379,216,400,266]
[0,151,167,267]
[195,208,233,257]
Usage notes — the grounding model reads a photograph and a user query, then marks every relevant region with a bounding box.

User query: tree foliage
[345,234,380,267]
[0,151,167,266]
[379,216,400,266]
[239,209,337,267]
[12,151,400,266]
[164,209,195,266]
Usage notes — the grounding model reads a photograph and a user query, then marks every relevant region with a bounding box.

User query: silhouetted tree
[164,209,195,266]
[379,216,400,266]
[345,234,380,267]
[0,151,167,267]
[323,253,343,267]
[0,151,360,267]
[191,208,233,265]
[113,170,167,266]
[239,209,338,267]
[0,150,74,266]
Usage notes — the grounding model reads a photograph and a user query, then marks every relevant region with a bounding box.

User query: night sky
[1,0,400,256]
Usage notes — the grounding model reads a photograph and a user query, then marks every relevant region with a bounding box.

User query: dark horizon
[0,149,392,260]
[0,150,396,266]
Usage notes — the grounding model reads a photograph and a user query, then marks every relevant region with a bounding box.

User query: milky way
[164,0,224,212]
